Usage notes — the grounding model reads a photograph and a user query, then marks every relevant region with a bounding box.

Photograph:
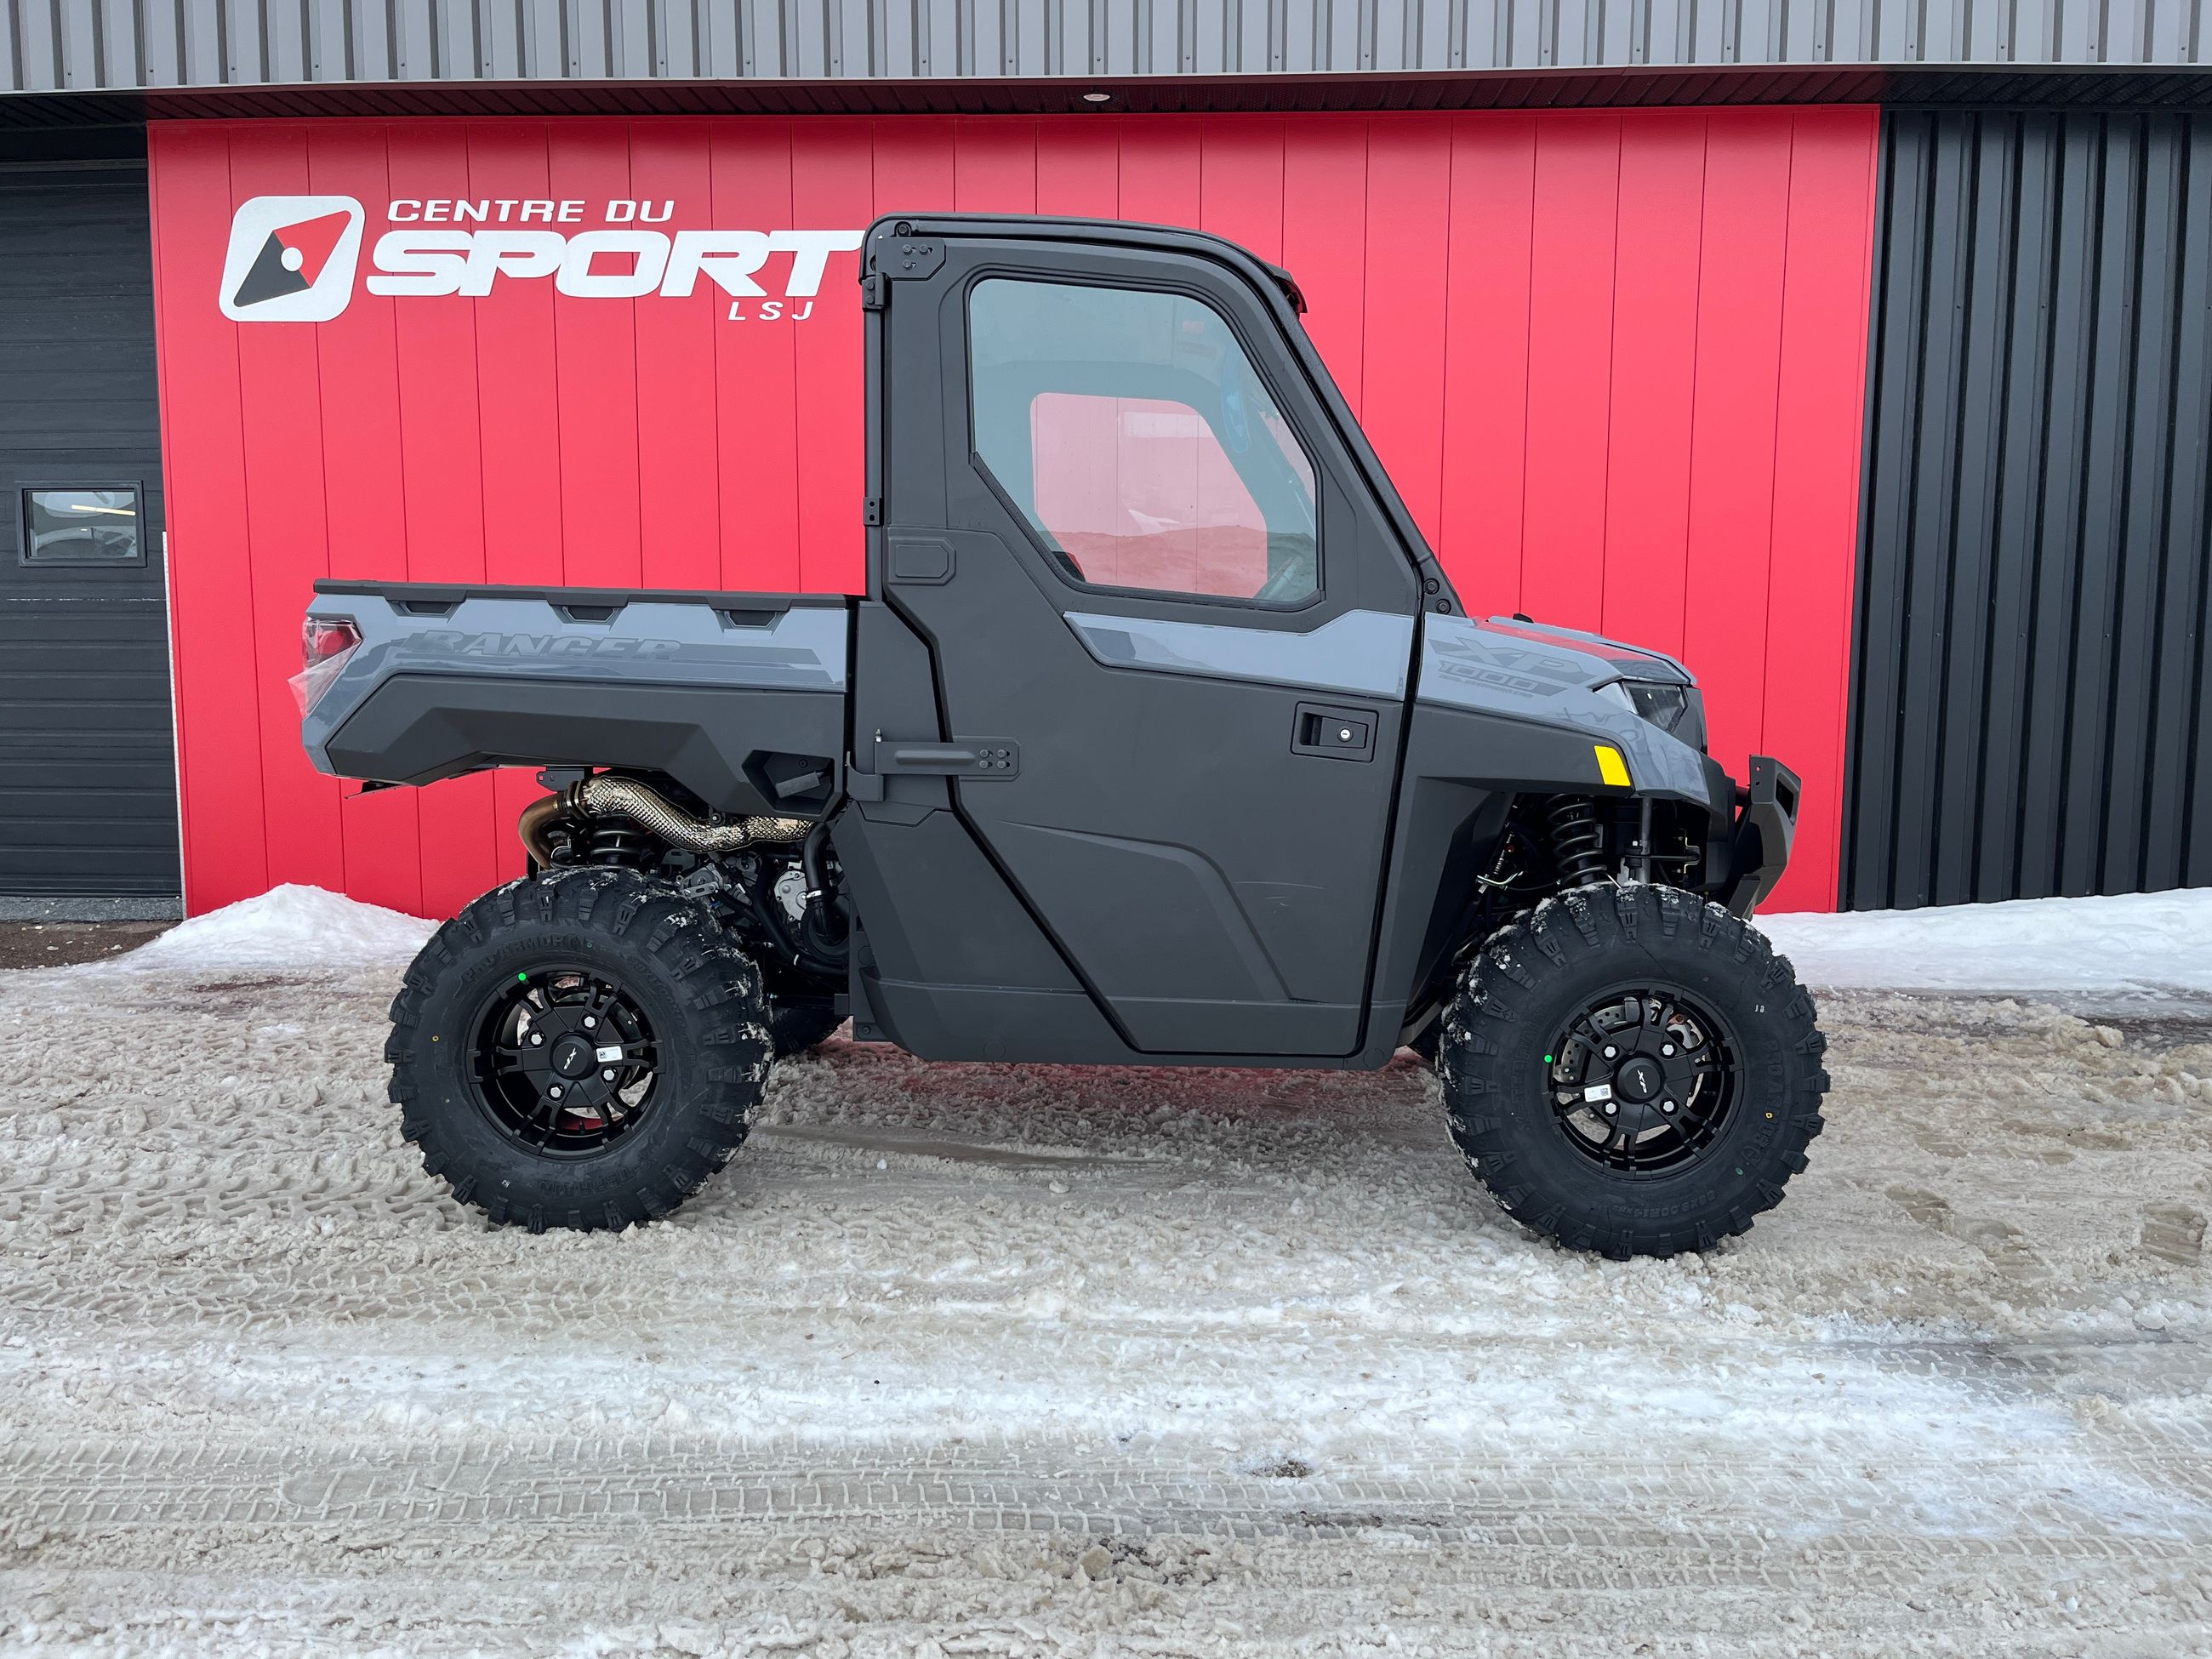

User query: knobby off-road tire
[1438,883,1828,1260]
[767,997,843,1058]
[386,867,773,1233]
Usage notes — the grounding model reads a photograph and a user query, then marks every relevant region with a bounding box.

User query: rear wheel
[1438,883,1827,1259]
[386,867,772,1233]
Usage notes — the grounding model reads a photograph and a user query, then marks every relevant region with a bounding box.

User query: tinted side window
[969,278,1318,605]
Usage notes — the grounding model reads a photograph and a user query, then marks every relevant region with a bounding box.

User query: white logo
[219,196,860,322]
[365,228,863,305]
[219,196,366,322]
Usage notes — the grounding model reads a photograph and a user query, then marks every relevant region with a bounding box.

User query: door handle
[876,735,1020,777]
[1292,702,1377,761]
[847,733,1020,802]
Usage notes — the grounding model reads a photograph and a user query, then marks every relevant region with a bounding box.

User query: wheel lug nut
[1662,1099,1676,1114]
[529,1032,544,1046]
[602,1069,616,1080]
[549,1086,563,1099]
[1602,1102,1617,1116]
[1602,1046,1618,1059]
[1662,1043,1674,1057]
[584,1017,596,1029]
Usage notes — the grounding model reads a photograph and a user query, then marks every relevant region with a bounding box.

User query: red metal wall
[146,107,1878,918]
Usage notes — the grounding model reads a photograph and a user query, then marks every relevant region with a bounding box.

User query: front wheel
[386,867,773,1233]
[1439,884,1827,1259]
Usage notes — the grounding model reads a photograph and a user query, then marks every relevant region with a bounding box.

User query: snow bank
[1765,887,2212,995]
[91,879,2212,995]
[115,882,434,971]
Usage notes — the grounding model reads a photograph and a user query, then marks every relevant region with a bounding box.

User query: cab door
[869,225,1422,1057]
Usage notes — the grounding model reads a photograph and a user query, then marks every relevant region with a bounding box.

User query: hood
[1413,612,1716,806]
[1474,616,1693,685]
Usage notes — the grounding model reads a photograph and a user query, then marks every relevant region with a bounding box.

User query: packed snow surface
[2,885,2209,1655]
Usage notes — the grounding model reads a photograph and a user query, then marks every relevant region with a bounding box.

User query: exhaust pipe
[518,775,811,865]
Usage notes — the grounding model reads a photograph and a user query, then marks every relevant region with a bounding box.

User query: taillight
[290,616,362,715]
[303,617,362,667]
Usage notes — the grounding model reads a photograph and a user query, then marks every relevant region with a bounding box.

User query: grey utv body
[303,213,1798,1072]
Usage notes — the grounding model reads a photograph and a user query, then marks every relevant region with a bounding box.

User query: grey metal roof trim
[5,0,2206,91]
[2,62,2208,131]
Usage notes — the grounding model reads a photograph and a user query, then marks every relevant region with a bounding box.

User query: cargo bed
[299,581,850,817]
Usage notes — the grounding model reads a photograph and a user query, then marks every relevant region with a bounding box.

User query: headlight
[1600,680,1707,750]
[290,616,361,715]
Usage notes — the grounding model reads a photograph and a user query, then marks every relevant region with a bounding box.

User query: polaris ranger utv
[297,214,1825,1257]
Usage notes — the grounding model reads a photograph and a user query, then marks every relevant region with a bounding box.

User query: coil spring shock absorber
[585,817,648,867]
[1546,795,1609,887]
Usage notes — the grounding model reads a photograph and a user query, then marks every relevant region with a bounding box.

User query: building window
[20,486,144,566]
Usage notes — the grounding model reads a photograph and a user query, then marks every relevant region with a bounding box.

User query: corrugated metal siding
[0,162,180,896]
[1844,109,2212,909]
[4,0,2206,93]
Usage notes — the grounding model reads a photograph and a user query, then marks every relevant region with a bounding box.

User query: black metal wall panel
[0,159,179,897]
[1846,108,2212,909]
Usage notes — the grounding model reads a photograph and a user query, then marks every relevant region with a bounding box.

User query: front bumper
[1723,755,1799,917]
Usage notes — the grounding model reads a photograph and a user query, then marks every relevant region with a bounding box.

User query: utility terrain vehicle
[298,214,1825,1257]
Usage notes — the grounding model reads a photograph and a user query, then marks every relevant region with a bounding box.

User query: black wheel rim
[1544,984,1738,1176]
[469,966,659,1158]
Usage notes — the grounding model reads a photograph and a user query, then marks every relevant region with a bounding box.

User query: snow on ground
[2,889,2209,1655]
[1767,887,2212,999]
[104,879,2212,992]
[106,882,433,971]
